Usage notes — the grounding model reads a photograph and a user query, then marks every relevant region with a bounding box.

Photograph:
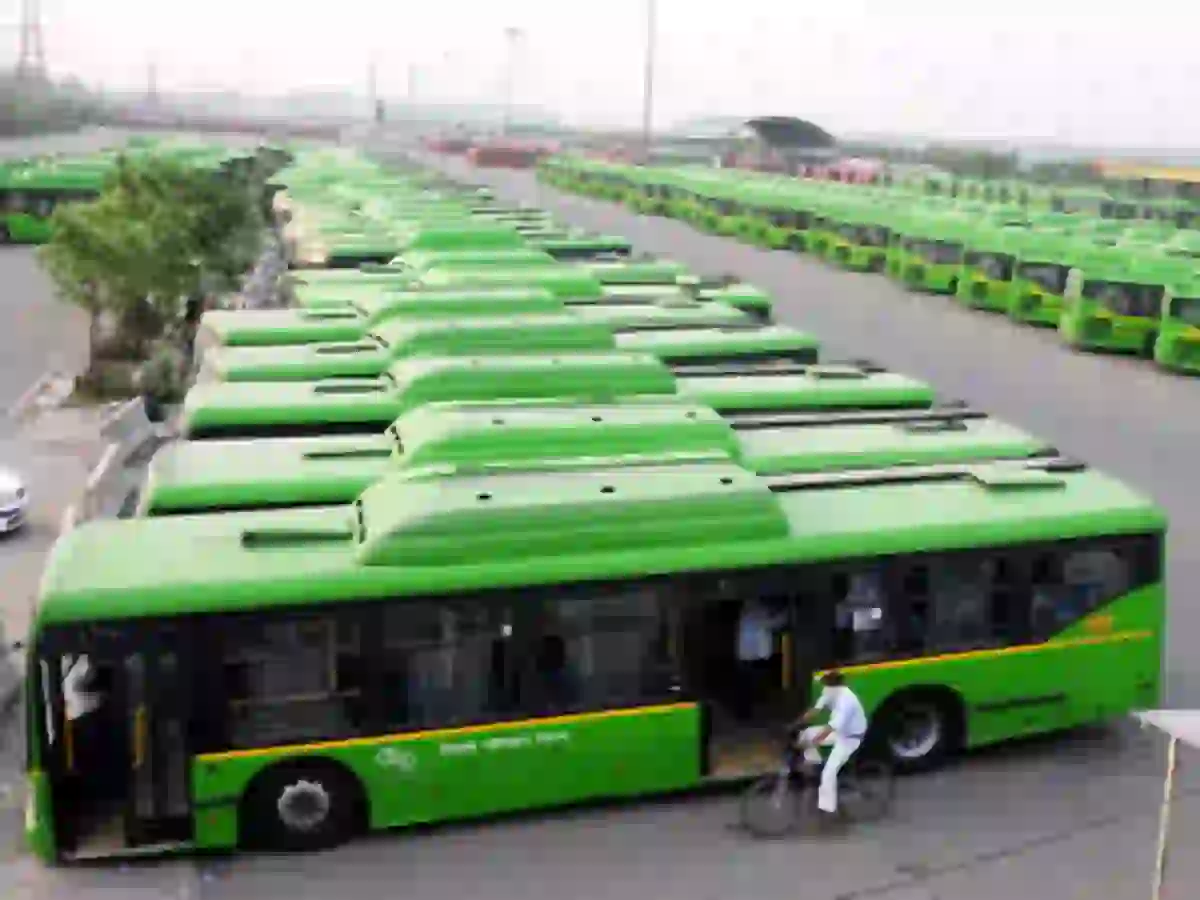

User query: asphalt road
[0,247,87,417]
[7,155,1200,899]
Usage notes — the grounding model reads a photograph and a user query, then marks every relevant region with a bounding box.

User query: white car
[0,466,28,534]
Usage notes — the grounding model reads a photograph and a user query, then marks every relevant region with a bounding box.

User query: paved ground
[0,244,92,638]
[5,157,1200,899]
[0,248,87,414]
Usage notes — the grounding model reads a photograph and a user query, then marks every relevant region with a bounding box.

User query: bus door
[41,627,193,857]
[121,635,192,847]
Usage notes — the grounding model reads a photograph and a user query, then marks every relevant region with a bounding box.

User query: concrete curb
[6,370,61,421]
[0,621,23,727]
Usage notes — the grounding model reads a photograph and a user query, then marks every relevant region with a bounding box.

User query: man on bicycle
[794,670,868,823]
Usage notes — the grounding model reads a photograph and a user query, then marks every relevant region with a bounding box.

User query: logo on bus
[375,747,417,772]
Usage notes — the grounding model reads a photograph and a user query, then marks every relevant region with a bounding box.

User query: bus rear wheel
[873,689,963,773]
[241,759,366,852]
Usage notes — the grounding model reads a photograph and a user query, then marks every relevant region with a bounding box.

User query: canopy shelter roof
[744,116,837,150]
[1136,710,1200,746]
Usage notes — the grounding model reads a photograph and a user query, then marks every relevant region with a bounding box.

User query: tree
[40,152,267,391]
[39,192,158,380]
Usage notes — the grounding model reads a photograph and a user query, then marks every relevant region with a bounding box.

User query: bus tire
[870,687,964,774]
[240,758,367,852]
[0,225,9,244]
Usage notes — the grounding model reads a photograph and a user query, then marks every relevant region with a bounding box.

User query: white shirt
[815,686,868,740]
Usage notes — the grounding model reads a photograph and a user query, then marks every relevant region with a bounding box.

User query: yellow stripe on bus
[196,631,1155,765]
[196,701,698,764]
[815,629,1154,679]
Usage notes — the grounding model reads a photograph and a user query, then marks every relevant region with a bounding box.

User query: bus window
[1031,544,1133,639]
[63,655,106,720]
[831,568,888,663]
[1018,262,1069,294]
[908,555,1023,652]
[1084,282,1164,318]
[220,615,366,749]
[542,584,678,712]
[1170,297,1200,326]
[381,601,515,728]
[29,194,56,219]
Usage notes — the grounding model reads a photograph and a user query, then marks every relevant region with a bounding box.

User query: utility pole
[16,0,46,81]
[640,0,657,164]
[367,58,384,124]
[146,59,159,106]
[501,26,523,136]
[406,63,418,104]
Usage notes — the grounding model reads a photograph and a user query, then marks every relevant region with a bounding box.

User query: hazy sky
[18,0,1200,146]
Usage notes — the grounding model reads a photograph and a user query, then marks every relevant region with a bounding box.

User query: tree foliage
[40,153,266,386]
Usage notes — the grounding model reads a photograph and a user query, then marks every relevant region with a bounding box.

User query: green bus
[198,311,819,383]
[1058,254,1184,357]
[823,212,893,274]
[1153,277,1200,373]
[1005,233,1084,328]
[956,226,1023,313]
[886,213,968,294]
[0,163,106,244]
[179,354,937,440]
[196,288,759,350]
[296,268,776,324]
[27,453,1164,860]
[141,402,1055,516]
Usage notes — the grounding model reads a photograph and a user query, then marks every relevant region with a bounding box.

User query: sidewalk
[0,406,107,645]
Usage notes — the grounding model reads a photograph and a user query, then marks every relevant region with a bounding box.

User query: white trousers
[799,726,862,813]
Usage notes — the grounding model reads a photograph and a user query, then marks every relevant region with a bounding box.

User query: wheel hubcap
[277,779,331,832]
[888,705,942,760]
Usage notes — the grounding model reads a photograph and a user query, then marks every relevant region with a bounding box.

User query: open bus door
[683,572,831,780]
[37,624,194,859]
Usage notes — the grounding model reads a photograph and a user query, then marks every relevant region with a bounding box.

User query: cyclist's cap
[821,670,846,687]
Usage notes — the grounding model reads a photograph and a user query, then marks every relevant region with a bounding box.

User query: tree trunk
[85,307,100,379]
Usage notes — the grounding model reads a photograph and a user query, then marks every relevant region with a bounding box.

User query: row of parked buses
[24,145,1166,865]
[0,137,283,244]
[539,157,1200,374]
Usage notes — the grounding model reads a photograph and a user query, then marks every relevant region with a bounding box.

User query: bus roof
[142,404,1051,515]
[39,457,1165,626]
[180,354,935,437]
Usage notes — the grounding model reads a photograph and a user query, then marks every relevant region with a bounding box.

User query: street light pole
[640,0,658,163]
[502,26,523,136]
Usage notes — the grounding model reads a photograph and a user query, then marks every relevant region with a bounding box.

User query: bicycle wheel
[740,773,803,838]
[841,759,896,824]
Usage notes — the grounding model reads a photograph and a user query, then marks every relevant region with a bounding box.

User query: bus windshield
[1169,296,1200,326]
[910,241,963,265]
[967,252,1015,281]
[1017,262,1069,294]
[1082,281,1164,318]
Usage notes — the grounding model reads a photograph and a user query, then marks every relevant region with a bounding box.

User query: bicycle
[739,728,896,838]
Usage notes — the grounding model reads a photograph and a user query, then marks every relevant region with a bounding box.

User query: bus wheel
[241,759,366,852]
[872,688,963,773]
[0,225,9,244]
